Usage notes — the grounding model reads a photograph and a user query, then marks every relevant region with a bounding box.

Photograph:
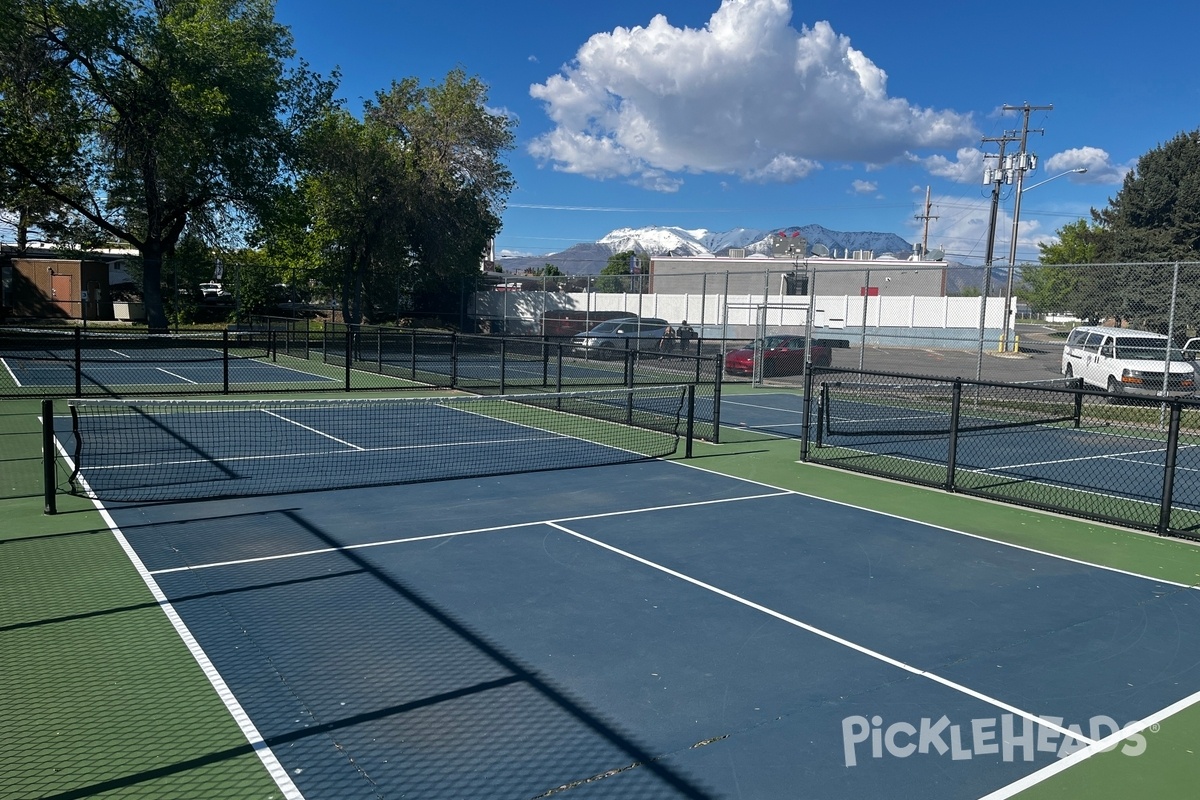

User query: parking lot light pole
[1002,166,1087,351]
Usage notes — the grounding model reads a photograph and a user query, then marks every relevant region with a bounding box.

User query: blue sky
[276,0,1198,265]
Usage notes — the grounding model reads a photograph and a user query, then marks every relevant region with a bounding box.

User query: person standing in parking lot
[678,321,695,353]
[659,324,676,354]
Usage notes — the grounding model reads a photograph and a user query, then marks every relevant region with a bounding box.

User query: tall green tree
[1018,219,1100,316]
[595,250,646,293]
[0,0,332,330]
[1022,129,1200,328]
[1094,128,1200,262]
[268,69,515,324]
[295,108,409,324]
[367,69,515,315]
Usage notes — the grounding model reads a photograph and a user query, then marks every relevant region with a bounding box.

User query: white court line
[548,520,1095,748]
[982,444,1181,472]
[241,359,339,380]
[669,457,1200,590]
[148,490,792,575]
[156,368,198,384]
[263,410,365,450]
[46,423,307,800]
[1,357,23,387]
[981,687,1200,799]
[722,397,808,415]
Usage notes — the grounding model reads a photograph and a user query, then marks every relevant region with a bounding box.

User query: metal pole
[1002,103,1052,351]
[1003,168,1029,352]
[976,143,1007,382]
[42,398,56,515]
[1160,261,1181,428]
[859,269,870,371]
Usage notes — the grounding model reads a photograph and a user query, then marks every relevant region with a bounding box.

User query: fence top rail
[813,365,1200,405]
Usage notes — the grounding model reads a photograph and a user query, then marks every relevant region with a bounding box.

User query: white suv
[1061,325,1195,398]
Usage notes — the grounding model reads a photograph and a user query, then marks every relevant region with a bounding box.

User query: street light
[1001,167,1087,350]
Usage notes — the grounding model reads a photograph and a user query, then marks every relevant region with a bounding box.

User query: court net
[58,386,689,503]
[817,374,1084,439]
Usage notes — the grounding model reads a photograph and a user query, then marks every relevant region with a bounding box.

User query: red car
[724,335,831,377]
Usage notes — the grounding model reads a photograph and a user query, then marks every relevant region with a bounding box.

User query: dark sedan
[724,335,831,377]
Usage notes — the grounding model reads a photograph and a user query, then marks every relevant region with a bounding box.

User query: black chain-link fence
[803,366,1200,539]
[321,322,721,443]
[0,321,722,444]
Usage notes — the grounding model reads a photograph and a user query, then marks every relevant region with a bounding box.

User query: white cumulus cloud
[1044,147,1131,185]
[528,0,976,191]
[921,147,986,184]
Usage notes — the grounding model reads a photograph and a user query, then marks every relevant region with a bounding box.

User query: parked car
[540,309,636,338]
[572,317,670,357]
[199,282,231,301]
[1183,338,1200,360]
[1061,325,1195,398]
[724,335,831,377]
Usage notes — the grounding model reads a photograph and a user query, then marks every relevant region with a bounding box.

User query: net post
[73,327,82,398]
[800,364,814,461]
[541,335,550,388]
[451,333,459,389]
[815,382,827,448]
[222,330,230,393]
[376,328,383,374]
[711,356,722,444]
[555,343,563,393]
[685,384,695,458]
[343,326,352,390]
[1073,384,1084,428]
[499,338,507,394]
[409,331,417,381]
[945,378,963,491]
[42,398,57,515]
[1158,401,1183,535]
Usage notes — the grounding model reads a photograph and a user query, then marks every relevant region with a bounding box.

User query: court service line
[245,360,341,380]
[803,440,1181,517]
[983,444,1178,472]
[722,397,808,415]
[549,521,1096,748]
[156,367,198,384]
[148,490,793,575]
[263,410,366,450]
[1,357,23,387]
[47,429,307,800]
[669,457,1200,590]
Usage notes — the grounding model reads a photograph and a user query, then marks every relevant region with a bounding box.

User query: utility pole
[976,133,1018,380]
[914,186,938,258]
[1002,102,1052,351]
[981,134,1019,270]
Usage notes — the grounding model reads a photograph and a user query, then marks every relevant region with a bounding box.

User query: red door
[51,274,74,317]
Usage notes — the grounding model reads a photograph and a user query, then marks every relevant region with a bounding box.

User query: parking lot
[730,323,1071,386]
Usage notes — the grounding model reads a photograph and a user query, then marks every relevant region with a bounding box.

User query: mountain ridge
[498,224,917,276]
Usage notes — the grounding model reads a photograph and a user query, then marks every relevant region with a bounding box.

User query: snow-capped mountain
[498,224,916,275]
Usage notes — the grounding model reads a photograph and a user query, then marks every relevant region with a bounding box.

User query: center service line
[548,520,1094,747]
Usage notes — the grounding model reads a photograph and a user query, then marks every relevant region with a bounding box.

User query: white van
[1061,325,1195,398]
